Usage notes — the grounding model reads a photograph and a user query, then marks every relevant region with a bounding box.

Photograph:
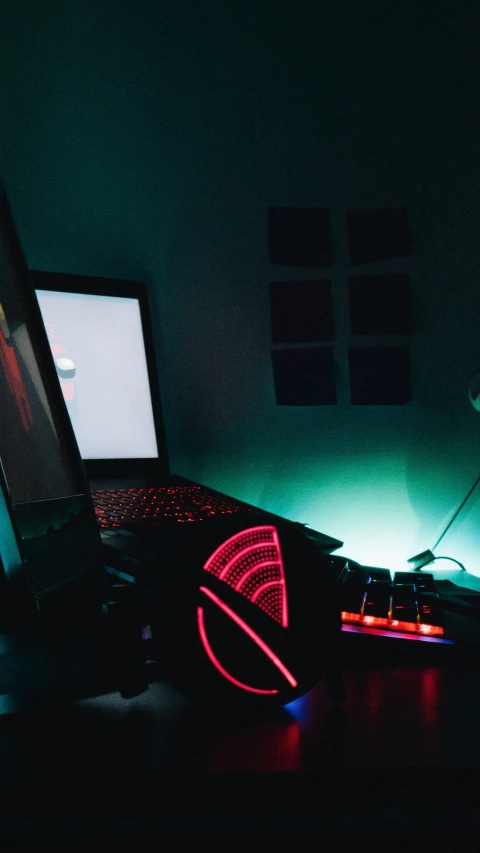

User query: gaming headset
[148,516,342,707]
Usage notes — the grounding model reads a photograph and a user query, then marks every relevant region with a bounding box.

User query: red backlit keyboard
[92,485,258,529]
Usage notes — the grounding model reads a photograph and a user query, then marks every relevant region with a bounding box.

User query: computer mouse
[150,517,341,707]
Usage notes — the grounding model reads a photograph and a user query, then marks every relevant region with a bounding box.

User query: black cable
[431,555,466,571]
[432,471,480,552]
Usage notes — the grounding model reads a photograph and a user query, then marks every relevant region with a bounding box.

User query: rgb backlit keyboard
[92,485,258,529]
[340,564,446,640]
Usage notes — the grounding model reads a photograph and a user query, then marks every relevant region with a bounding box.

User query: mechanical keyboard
[338,562,447,642]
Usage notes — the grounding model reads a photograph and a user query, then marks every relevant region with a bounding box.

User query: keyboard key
[344,566,369,586]
[391,585,419,623]
[412,573,437,594]
[363,586,392,619]
[393,572,416,585]
[366,568,392,584]
[342,588,368,615]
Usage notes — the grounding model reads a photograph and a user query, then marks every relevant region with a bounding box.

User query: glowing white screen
[35,289,158,460]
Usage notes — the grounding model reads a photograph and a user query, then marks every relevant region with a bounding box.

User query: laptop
[32,270,343,574]
[0,182,351,706]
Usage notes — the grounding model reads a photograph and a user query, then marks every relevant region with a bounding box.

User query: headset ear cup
[154,521,341,708]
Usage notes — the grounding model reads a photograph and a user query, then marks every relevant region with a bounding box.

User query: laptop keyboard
[340,564,445,639]
[92,485,259,529]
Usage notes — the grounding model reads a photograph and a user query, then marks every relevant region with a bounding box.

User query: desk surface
[2,569,480,839]
[1,657,480,838]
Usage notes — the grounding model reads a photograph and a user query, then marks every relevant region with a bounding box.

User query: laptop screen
[32,271,169,477]
[35,288,158,461]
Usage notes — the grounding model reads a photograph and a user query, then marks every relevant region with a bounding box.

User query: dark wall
[2,1,480,571]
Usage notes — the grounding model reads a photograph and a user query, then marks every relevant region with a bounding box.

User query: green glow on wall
[180,444,480,579]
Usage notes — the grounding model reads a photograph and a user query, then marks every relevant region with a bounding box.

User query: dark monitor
[0,181,103,605]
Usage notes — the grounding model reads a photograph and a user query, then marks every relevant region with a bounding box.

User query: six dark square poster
[268,206,413,405]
